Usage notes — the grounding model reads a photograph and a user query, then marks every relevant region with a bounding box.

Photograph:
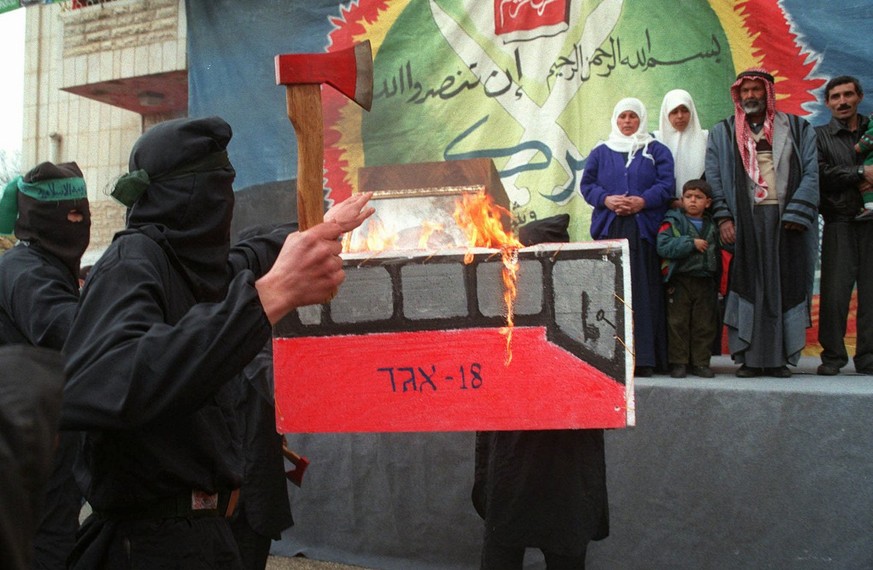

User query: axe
[275,41,373,230]
[281,436,310,488]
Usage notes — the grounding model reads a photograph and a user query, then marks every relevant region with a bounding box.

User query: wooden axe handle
[285,83,324,231]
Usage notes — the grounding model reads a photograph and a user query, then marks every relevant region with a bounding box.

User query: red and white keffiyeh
[730,68,777,203]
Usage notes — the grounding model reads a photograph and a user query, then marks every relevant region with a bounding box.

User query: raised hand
[325,192,375,232]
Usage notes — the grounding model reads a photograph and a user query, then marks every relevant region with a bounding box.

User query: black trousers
[69,514,243,569]
[229,508,272,570]
[32,431,81,570]
[818,221,873,371]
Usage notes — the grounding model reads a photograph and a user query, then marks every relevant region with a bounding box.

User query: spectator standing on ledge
[654,88,709,203]
[657,179,720,379]
[581,97,675,377]
[814,76,873,375]
[705,68,819,378]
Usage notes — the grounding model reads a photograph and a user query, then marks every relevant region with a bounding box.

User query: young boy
[855,112,873,221]
[656,179,719,378]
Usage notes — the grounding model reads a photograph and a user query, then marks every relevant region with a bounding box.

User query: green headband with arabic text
[0,175,88,234]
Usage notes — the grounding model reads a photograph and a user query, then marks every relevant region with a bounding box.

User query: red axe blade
[282,441,310,487]
[275,41,373,111]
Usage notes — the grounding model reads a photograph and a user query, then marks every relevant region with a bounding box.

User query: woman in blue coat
[581,97,675,376]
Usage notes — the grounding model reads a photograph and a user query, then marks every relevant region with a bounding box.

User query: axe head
[282,442,310,487]
[285,453,310,487]
[275,40,373,111]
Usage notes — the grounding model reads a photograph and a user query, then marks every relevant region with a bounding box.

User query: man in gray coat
[704,68,819,378]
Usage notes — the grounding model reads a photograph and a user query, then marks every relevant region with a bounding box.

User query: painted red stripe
[274,326,628,433]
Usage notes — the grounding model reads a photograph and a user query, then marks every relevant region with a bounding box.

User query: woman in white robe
[654,89,709,201]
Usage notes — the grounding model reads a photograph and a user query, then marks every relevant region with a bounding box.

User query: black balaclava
[121,116,236,302]
[15,161,91,279]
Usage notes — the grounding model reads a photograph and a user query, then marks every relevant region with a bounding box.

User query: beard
[741,96,767,115]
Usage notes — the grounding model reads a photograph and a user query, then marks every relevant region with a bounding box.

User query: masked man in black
[0,161,91,347]
[0,161,90,570]
[61,116,372,569]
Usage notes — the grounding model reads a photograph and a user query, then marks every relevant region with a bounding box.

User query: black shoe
[856,367,873,375]
[690,365,715,378]
[635,366,653,377]
[816,364,840,376]
[765,366,792,378]
[735,365,761,378]
[855,209,873,221]
[670,364,687,378]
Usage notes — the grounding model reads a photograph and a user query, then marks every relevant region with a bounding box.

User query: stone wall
[87,197,125,259]
[62,0,179,57]
[22,1,188,263]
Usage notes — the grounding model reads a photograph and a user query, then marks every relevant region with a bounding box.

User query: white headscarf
[603,97,655,168]
[653,89,708,197]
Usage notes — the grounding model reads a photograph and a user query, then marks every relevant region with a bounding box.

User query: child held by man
[657,179,720,378]
[855,112,873,221]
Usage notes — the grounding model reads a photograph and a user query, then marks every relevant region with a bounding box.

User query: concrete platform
[266,354,873,569]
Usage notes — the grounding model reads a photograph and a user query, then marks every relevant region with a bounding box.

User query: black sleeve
[61,238,272,431]
[228,222,297,278]
[0,250,79,350]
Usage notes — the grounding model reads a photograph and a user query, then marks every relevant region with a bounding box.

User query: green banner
[3,0,67,13]
[0,0,20,15]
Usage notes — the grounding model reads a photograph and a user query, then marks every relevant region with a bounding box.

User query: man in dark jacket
[61,116,372,569]
[0,161,90,570]
[815,76,873,375]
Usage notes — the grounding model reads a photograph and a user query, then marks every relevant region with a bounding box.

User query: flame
[418,220,445,249]
[343,190,521,366]
[453,192,522,365]
[361,217,398,252]
[345,217,447,253]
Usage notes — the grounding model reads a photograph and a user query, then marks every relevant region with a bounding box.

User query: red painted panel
[274,326,629,433]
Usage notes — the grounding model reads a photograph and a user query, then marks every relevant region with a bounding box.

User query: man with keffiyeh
[705,68,819,378]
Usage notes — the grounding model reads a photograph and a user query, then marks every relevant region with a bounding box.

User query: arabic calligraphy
[548,30,722,90]
[374,58,523,103]
[372,27,721,207]
[443,115,551,177]
[374,29,721,105]
[441,115,582,204]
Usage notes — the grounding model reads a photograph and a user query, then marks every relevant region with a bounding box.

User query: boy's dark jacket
[656,209,719,282]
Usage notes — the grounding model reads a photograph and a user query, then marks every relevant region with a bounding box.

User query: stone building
[21,0,187,262]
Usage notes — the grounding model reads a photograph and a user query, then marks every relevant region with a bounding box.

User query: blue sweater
[580,140,675,244]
